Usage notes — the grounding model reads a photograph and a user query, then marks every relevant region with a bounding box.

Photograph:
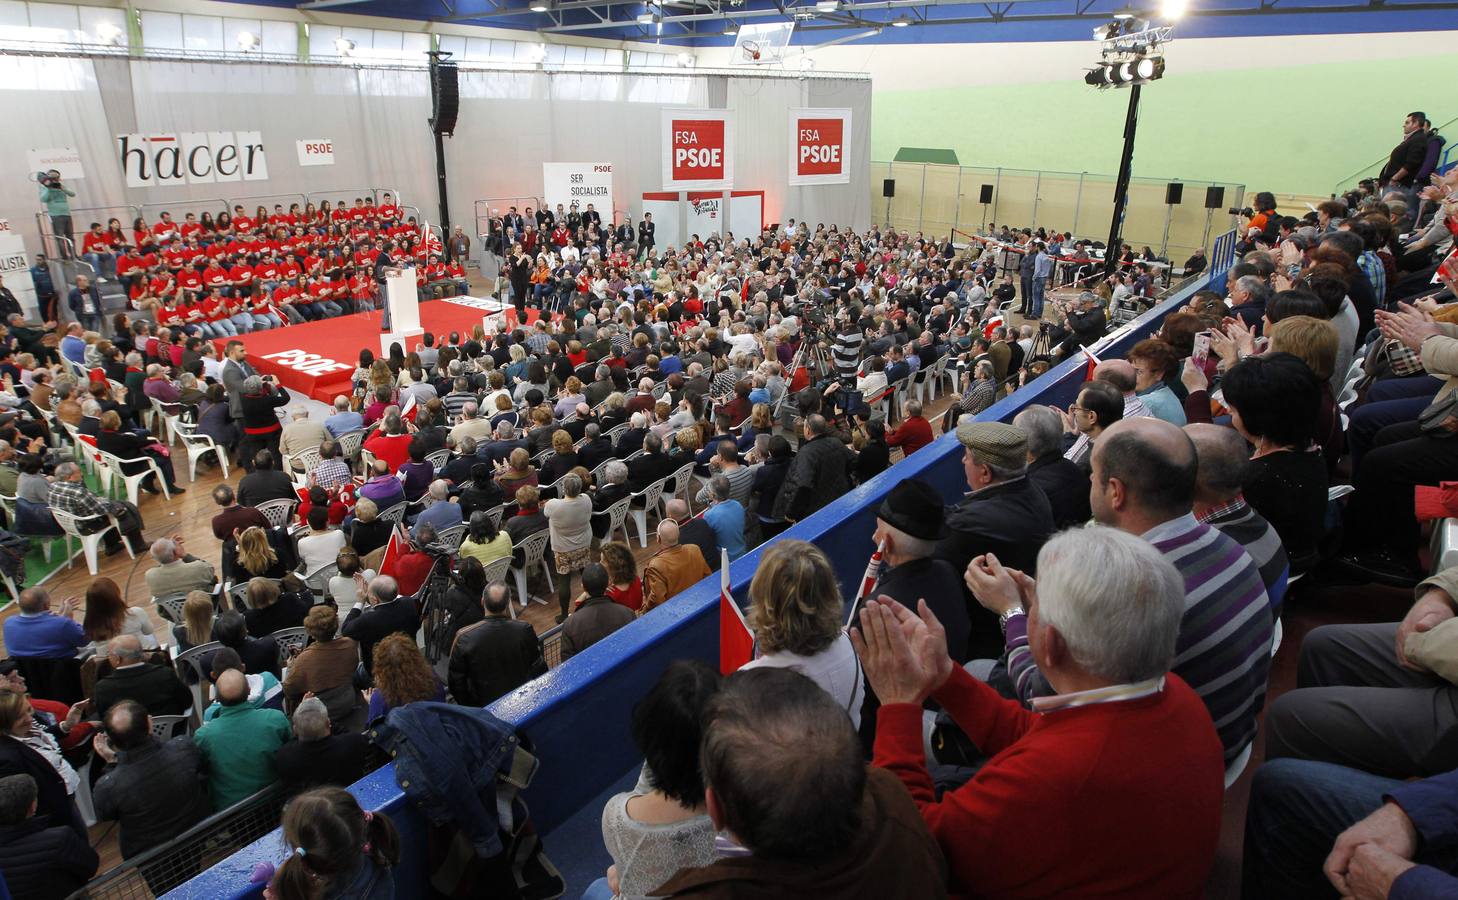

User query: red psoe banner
[788,108,852,186]
[661,109,734,191]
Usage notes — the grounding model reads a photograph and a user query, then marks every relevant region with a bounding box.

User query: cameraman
[1049,291,1107,358]
[36,170,75,259]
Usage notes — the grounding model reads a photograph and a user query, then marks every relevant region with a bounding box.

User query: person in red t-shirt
[228,259,253,296]
[306,277,342,320]
[202,260,229,293]
[80,223,117,280]
[116,248,146,290]
[201,289,239,336]
[179,294,212,338]
[349,271,376,312]
[155,295,186,333]
[271,282,306,325]
[446,259,469,296]
[176,267,203,295]
[243,284,281,330]
[151,213,179,243]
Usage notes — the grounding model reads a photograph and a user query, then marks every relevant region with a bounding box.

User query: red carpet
[225,297,538,403]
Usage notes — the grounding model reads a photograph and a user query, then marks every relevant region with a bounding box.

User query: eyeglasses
[1069,405,1093,414]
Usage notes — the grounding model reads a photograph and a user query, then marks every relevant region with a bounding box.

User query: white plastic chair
[336,430,366,463]
[599,496,632,546]
[604,424,629,444]
[509,529,554,612]
[99,449,171,505]
[150,713,190,740]
[485,504,506,530]
[284,447,323,487]
[482,556,515,617]
[432,523,468,554]
[303,561,339,597]
[255,498,298,529]
[425,448,451,472]
[662,463,697,518]
[153,593,189,624]
[52,509,130,575]
[173,422,230,482]
[377,501,408,527]
[175,640,223,714]
[629,478,668,548]
[271,626,309,668]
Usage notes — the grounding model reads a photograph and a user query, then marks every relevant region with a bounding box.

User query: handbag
[1418,389,1458,437]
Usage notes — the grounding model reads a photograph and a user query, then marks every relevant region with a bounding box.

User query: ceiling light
[891,14,910,26]
[1160,0,1187,17]
[816,0,839,10]
[334,37,355,55]
[676,51,694,66]
[637,5,658,23]
[722,21,737,34]
[530,0,550,10]
[1112,7,1135,17]
[236,30,259,50]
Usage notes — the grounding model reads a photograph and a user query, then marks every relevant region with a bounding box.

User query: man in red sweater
[886,398,934,457]
[854,525,1223,900]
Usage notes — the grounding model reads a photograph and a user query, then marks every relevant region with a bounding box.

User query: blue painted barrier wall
[165,240,1233,900]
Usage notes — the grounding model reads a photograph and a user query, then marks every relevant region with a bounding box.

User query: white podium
[379,266,424,356]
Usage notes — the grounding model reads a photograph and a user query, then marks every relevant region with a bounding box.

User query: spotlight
[891,14,910,26]
[334,37,355,55]
[236,30,259,50]
[1133,55,1165,80]
[1093,23,1117,40]
[1160,0,1188,18]
[816,0,839,10]
[1084,67,1110,86]
[676,51,694,66]
[722,21,737,34]
[530,0,550,11]
[1110,62,1134,83]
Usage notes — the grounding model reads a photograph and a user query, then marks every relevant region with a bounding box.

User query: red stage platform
[225,298,537,404]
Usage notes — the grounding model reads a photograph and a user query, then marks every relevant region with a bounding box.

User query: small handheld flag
[719,548,755,675]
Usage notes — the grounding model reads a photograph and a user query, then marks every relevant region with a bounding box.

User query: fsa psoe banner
[788,108,851,186]
[662,109,734,191]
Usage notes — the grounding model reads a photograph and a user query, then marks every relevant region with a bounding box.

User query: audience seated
[3,589,85,660]
[91,635,191,719]
[561,564,634,660]
[143,536,216,599]
[1013,405,1092,529]
[447,582,545,706]
[282,607,362,726]
[342,576,420,679]
[639,520,711,616]
[0,773,98,900]
[274,696,370,792]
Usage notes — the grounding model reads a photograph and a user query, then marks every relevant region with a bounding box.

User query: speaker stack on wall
[1165,182,1183,205]
[883,179,896,199]
[430,61,459,136]
[978,184,994,204]
[1204,186,1225,210]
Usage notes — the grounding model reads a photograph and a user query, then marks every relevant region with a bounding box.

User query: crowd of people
[0,111,1453,896]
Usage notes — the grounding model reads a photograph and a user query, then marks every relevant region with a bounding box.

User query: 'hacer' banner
[787,108,851,186]
[662,110,734,191]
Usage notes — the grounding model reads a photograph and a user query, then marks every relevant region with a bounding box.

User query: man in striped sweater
[975,416,1272,765]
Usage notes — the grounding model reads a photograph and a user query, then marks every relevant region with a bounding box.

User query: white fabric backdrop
[0,56,871,254]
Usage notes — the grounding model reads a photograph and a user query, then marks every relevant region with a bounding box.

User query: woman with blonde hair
[231,525,293,582]
[741,539,863,728]
[172,590,218,651]
[347,497,392,557]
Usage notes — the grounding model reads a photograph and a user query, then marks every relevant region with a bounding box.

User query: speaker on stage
[1204,186,1225,210]
[1165,182,1184,205]
[883,179,896,199]
[978,184,994,204]
[430,61,459,135]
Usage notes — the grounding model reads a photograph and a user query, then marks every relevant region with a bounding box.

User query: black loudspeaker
[430,62,459,135]
[1204,185,1225,210]
[883,179,896,198]
[1165,182,1184,205]
[978,184,994,204]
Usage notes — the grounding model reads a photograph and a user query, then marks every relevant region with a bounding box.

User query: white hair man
[449,400,493,445]
[412,478,462,542]
[143,536,216,599]
[279,407,329,473]
[857,525,1224,898]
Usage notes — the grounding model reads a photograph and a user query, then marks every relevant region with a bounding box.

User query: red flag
[269,304,291,327]
[719,548,754,675]
[400,393,418,423]
[848,541,885,627]
[379,523,407,578]
[1083,347,1102,381]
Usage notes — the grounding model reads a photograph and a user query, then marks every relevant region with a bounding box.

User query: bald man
[664,498,719,574]
[192,668,291,810]
[1093,359,1153,421]
[639,517,711,616]
[92,634,191,720]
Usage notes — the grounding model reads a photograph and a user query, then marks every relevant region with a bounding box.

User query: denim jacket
[368,702,535,858]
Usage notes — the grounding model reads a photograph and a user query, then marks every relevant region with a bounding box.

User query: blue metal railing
[164,231,1235,900]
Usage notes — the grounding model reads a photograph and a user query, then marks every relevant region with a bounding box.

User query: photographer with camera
[1046,291,1107,359]
[1231,191,1280,250]
[35,170,75,259]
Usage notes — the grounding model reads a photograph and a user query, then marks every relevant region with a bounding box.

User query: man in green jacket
[37,170,75,258]
[192,669,291,811]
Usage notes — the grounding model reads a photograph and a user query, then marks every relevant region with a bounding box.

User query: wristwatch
[999,606,1025,633]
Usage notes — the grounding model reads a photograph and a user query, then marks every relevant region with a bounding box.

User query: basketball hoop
[741,39,761,61]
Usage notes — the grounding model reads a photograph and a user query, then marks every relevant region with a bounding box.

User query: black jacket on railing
[447,616,545,707]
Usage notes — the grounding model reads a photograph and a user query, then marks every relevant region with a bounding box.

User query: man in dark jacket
[577,424,615,472]
[274,697,369,791]
[936,420,1054,583]
[92,700,210,861]
[0,773,98,899]
[448,583,545,706]
[1014,406,1092,530]
[560,565,634,660]
[236,450,296,507]
[342,575,421,677]
[92,635,193,719]
[1379,111,1432,190]
[774,415,853,523]
[626,432,678,491]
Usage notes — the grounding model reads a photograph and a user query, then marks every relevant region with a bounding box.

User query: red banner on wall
[662,109,734,191]
[788,108,851,186]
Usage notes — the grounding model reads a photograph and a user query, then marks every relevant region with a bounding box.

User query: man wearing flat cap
[935,421,1054,624]
[866,479,972,663]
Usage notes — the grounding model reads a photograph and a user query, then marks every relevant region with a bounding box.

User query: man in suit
[220,340,256,422]
[92,636,192,720]
[92,700,211,861]
[67,274,103,334]
[637,213,656,256]
[578,423,615,473]
[448,582,545,706]
[581,203,602,232]
[274,697,369,791]
[627,432,678,492]
[342,575,420,678]
[236,450,296,508]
